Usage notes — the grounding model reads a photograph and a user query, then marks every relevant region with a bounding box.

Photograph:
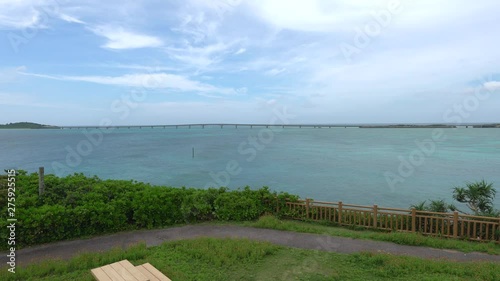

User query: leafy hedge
[0,171,298,249]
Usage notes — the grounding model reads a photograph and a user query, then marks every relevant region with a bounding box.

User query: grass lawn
[1,237,499,281]
[238,215,500,255]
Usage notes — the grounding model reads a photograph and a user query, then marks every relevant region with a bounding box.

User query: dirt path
[2,225,499,266]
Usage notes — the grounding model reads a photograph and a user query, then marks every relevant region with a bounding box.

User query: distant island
[359,124,456,128]
[358,124,500,128]
[1,122,499,130]
[0,122,60,129]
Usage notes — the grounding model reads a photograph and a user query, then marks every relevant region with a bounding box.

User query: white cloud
[88,63,181,72]
[234,48,246,55]
[59,13,85,24]
[484,81,500,92]
[246,0,499,32]
[90,25,162,49]
[165,42,235,69]
[246,0,380,32]
[3,0,500,124]
[0,66,26,83]
[20,71,236,95]
[265,68,286,76]
[0,0,45,29]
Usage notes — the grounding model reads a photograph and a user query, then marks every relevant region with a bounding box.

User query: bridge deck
[56,123,484,130]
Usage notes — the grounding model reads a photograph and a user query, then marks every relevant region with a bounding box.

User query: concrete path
[2,225,499,266]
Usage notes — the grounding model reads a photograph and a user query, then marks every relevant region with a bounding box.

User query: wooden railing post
[373,205,378,229]
[305,198,311,219]
[38,166,45,196]
[497,216,500,242]
[338,201,343,225]
[453,211,458,238]
[411,208,416,233]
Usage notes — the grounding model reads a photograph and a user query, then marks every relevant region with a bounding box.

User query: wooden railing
[280,199,500,243]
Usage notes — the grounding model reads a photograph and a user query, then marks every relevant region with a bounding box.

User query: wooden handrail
[278,197,500,243]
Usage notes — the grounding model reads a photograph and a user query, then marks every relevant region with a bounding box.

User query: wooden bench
[91,259,171,281]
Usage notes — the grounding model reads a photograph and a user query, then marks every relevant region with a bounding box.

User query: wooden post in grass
[38,166,45,196]
[373,204,378,229]
[453,211,459,238]
[411,208,416,233]
[338,201,343,225]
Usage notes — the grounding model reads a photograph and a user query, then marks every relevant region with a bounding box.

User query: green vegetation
[242,215,500,255]
[0,122,59,129]
[2,172,499,255]
[453,180,499,216]
[0,238,498,281]
[411,180,500,217]
[0,171,296,249]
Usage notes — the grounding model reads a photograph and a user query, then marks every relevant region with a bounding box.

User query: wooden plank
[92,260,149,281]
[117,260,149,281]
[138,263,172,281]
[136,265,161,281]
[91,267,113,281]
[101,264,126,281]
[109,262,136,281]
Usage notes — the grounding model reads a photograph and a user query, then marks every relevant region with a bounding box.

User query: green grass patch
[1,238,498,281]
[241,215,500,255]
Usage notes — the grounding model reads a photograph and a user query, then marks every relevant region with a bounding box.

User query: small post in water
[192,147,194,158]
[38,166,45,196]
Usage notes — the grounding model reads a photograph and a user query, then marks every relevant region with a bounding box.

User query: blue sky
[1,0,499,125]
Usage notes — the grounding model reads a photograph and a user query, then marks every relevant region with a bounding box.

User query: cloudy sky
[1,0,499,125]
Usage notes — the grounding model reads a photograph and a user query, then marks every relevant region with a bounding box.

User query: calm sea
[1,127,499,209]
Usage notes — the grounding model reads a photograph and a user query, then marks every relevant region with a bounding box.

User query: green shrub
[0,171,296,249]
[180,188,226,222]
[215,190,260,221]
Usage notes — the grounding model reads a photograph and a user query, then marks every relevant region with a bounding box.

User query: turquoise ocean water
[1,127,499,209]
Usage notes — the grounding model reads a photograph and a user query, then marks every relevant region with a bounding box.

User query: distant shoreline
[1,122,500,129]
[0,122,60,129]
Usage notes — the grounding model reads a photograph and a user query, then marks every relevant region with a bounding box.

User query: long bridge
[60,124,362,129]
[58,123,499,130]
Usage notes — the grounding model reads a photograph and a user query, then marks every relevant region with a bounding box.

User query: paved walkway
[2,225,499,266]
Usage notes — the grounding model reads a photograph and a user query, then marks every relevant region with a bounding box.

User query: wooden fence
[280,199,500,243]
